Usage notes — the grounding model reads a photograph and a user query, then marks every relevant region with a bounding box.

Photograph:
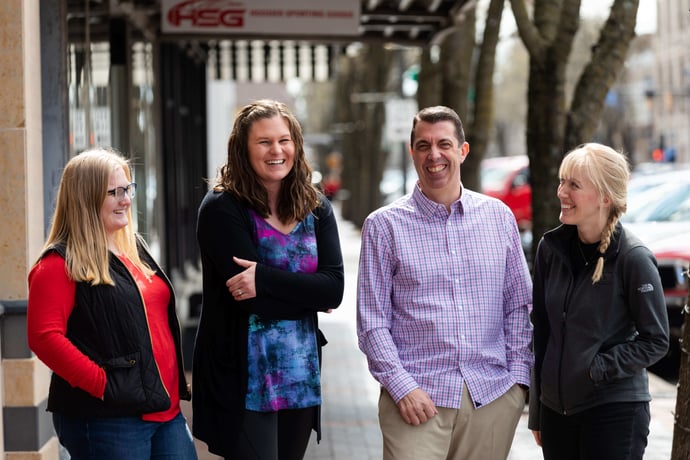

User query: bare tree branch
[566,0,639,146]
[509,0,549,59]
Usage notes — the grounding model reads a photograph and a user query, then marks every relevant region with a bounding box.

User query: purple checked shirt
[357,185,534,409]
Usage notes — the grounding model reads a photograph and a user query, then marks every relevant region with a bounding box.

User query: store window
[67,38,162,260]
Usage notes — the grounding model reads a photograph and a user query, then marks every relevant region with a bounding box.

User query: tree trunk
[672,271,690,459]
[466,0,504,192]
[510,0,638,257]
[333,54,357,223]
[440,21,474,124]
[337,44,393,228]
[523,0,579,250]
[526,53,566,249]
[417,47,442,110]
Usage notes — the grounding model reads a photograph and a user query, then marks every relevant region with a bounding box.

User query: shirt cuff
[385,374,420,403]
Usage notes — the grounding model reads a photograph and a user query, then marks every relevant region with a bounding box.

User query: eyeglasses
[107,183,137,200]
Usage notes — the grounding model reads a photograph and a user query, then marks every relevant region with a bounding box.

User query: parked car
[649,234,690,341]
[623,175,690,380]
[627,166,690,209]
[480,155,531,231]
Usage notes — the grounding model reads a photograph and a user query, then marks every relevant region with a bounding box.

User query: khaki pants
[378,383,525,460]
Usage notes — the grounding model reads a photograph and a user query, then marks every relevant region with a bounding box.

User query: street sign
[385,98,417,143]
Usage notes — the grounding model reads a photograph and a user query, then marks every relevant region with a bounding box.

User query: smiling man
[356,106,534,460]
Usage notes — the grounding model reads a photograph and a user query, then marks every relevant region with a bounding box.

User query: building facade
[651,0,690,163]
[0,1,466,458]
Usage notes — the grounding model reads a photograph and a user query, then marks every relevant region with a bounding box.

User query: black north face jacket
[528,223,669,430]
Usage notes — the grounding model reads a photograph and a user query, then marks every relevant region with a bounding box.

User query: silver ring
[237,290,243,296]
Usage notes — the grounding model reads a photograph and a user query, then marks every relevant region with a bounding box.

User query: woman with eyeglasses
[27,147,197,459]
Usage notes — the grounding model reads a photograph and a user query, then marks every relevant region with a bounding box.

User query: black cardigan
[192,191,344,457]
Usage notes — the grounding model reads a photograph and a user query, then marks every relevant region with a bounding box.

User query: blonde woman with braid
[527,143,669,460]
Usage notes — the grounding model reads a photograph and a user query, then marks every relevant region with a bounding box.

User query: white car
[623,175,690,379]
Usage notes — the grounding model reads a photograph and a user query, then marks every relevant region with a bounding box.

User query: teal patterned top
[245,209,321,412]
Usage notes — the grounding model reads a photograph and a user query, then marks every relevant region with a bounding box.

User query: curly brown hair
[215,99,320,223]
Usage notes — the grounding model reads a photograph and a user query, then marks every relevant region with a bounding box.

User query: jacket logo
[637,283,654,293]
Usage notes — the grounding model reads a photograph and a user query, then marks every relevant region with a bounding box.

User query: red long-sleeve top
[27,252,180,422]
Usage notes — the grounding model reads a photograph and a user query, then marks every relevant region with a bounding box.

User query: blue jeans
[540,401,650,460]
[53,411,198,460]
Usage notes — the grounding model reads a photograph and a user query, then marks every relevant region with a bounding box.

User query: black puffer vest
[45,239,191,417]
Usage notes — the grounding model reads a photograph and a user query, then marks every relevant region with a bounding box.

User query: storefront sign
[161,0,360,36]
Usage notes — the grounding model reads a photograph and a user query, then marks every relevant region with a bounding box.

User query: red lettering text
[249,9,284,17]
[327,11,354,18]
[167,1,245,28]
[286,10,324,18]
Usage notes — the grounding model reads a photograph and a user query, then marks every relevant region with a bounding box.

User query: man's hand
[397,388,438,425]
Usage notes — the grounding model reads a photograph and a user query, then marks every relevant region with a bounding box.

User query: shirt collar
[411,183,465,218]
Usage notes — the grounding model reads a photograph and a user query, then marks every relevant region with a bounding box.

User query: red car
[654,241,690,340]
[480,155,531,231]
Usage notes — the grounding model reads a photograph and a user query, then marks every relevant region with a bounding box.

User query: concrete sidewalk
[304,315,675,460]
[183,206,677,459]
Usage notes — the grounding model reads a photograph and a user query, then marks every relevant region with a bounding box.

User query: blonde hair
[40,147,154,285]
[559,143,630,284]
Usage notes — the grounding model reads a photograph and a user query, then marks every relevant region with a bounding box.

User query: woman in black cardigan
[193,99,345,459]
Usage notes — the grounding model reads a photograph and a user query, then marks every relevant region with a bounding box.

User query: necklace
[577,240,597,266]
